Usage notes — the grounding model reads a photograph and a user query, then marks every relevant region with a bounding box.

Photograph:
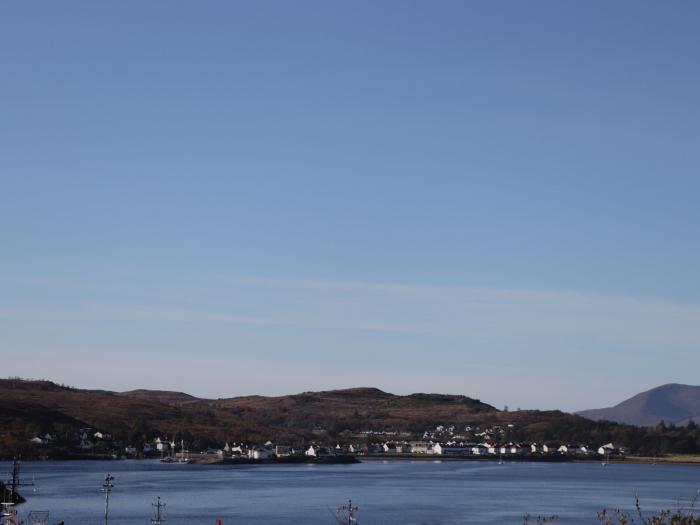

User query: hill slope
[5,378,694,457]
[0,379,507,454]
[577,383,700,427]
[119,389,201,406]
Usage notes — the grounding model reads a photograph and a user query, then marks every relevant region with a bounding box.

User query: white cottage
[249,447,273,460]
[409,441,432,454]
[305,445,334,457]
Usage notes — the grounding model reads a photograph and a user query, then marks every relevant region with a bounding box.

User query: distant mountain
[577,383,700,427]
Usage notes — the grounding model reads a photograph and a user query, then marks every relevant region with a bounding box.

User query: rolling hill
[3,378,698,458]
[577,383,700,427]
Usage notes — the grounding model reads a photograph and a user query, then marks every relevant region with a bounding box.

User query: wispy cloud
[2,274,699,409]
[3,274,700,344]
[0,304,445,336]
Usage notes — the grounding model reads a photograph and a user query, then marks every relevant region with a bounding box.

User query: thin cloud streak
[2,275,700,345]
[0,305,450,336]
[3,275,699,410]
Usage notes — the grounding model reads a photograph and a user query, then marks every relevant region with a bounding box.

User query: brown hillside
[0,378,651,457]
[119,389,201,406]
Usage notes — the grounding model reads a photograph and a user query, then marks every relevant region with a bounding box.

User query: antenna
[102,473,114,525]
[336,499,359,525]
[151,496,166,525]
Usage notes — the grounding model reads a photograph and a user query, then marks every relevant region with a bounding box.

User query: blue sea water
[4,459,699,525]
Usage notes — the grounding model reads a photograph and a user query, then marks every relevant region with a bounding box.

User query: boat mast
[151,496,165,525]
[5,457,33,504]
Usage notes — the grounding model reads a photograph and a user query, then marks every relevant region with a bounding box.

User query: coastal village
[23,423,622,462]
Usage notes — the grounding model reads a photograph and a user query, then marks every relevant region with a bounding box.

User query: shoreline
[357,455,699,466]
[6,454,700,467]
[611,455,700,465]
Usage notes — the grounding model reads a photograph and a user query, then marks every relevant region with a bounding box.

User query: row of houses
[223,442,351,459]
[360,441,619,457]
[29,428,115,450]
[212,440,621,460]
[27,429,622,459]
[373,441,620,456]
[28,430,184,456]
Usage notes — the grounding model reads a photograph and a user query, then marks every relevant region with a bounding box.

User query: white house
[409,441,432,454]
[509,444,524,455]
[305,445,334,457]
[598,443,616,455]
[470,444,488,456]
[249,447,273,460]
[155,438,170,452]
[230,444,246,455]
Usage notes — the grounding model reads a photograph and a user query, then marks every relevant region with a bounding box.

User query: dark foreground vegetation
[524,494,700,525]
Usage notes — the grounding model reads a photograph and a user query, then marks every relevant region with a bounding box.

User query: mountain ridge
[577,383,700,427]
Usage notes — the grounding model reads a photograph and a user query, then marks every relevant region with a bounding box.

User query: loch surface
[7,459,700,525]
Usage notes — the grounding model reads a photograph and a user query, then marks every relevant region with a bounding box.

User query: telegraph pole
[336,499,359,525]
[151,496,165,525]
[102,473,114,525]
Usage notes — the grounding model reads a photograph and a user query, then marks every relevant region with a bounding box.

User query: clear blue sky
[1,1,699,411]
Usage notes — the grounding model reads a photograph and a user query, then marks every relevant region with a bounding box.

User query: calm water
[5,459,699,525]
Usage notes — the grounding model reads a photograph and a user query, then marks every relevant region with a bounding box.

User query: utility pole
[102,473,114,525]
[336,499,359,525]
[151,496,165,525]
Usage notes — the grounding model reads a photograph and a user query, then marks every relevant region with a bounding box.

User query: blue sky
[1,1,699,411]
